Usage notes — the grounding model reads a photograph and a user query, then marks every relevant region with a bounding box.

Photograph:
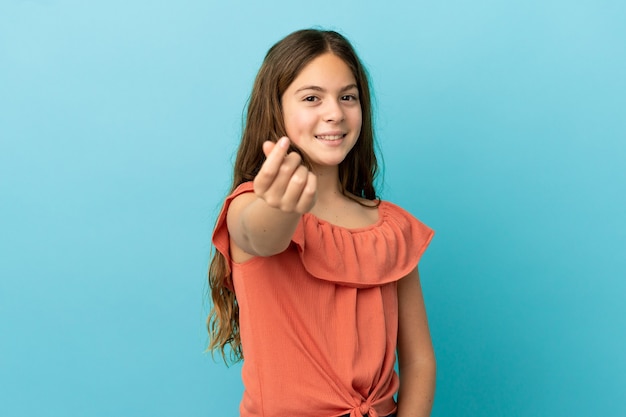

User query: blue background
[1,1,624,416]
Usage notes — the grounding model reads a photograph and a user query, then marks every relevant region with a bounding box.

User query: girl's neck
[312,166,343,204]
[309,166,380,229]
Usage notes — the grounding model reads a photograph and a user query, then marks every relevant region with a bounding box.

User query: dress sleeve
[211,182,255,287]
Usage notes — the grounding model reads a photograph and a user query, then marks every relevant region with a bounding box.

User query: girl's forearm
[396,360,436,417]
[239,196,302,256]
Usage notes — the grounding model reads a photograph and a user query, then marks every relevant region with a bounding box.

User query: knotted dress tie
[348,399,380,417]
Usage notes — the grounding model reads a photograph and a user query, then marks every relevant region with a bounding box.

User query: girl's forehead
[290,53,356,88]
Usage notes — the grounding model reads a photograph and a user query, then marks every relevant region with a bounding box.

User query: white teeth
[315,134,343,140]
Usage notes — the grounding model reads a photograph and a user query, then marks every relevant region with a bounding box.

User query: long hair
[208,29,379,364]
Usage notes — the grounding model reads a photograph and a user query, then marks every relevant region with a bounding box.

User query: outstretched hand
[253,137,317,214]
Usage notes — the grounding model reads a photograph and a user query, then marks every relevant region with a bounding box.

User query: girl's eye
[304,96,318,102]
[341,95,358,101]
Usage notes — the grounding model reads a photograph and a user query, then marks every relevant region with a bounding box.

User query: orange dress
[213,182,434,417]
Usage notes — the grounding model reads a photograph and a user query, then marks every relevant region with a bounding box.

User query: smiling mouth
[315,134,345,141]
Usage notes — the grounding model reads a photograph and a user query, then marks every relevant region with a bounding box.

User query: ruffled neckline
[292,200,433,288]
[302,202,386,234]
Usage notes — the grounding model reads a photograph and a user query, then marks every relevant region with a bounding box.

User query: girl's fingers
[264,137,289,163]
[262,140,275,157]
[261,153,302,207]
[255,158,304,209]
[255,138,291,193]
[281,165,310,210]
[294,172,317,214]
[254,136,317,213]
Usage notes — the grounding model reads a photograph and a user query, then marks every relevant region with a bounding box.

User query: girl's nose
[323,100,345,122]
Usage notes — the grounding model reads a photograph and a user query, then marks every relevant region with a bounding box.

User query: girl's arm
[396,267,436,417]
[227,137,317,259]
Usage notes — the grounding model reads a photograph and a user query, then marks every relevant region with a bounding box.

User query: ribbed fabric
[212,182,434,417]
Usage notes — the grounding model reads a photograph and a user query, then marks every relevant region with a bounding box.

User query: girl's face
[281,53,362,172]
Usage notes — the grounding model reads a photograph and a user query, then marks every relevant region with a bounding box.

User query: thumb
[262,140,275,157]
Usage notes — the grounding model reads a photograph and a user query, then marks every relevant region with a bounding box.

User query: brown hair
[207,29,379,364]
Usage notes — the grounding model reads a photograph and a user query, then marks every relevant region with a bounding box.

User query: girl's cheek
[294,113,314,129]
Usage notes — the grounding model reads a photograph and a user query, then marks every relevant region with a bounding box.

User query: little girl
[208,29,435,417]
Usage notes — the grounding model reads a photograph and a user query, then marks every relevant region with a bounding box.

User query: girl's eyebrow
[294,84,358,94]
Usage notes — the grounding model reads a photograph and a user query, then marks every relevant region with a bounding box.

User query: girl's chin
[308,157,349,170]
